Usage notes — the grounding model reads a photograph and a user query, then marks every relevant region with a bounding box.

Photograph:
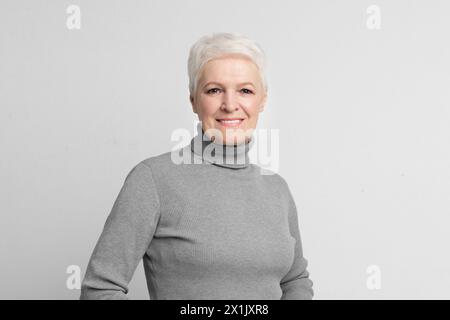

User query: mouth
[216,118,245,128]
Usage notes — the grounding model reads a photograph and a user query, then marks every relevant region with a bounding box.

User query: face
[190,54,267,145]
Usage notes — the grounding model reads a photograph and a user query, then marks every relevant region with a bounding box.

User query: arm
[80,161,160,300]
[280,180,314,300]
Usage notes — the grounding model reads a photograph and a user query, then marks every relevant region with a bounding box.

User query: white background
[1,0,449,299]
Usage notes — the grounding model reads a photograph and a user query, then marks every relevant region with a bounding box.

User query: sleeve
[80,161,161,300]
[279,179,314,300]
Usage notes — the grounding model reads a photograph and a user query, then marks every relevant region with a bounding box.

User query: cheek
[197,97,219,115]
[242,98,262,115]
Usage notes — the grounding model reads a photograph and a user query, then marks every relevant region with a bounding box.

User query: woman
[80,32,314,300]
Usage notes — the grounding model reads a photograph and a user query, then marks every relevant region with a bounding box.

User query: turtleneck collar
[190,122,254,169]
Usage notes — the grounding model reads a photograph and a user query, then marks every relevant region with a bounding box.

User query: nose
[220,91,239,112]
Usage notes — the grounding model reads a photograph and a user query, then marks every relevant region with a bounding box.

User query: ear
[259,93,267,112]
[190,95,197,114]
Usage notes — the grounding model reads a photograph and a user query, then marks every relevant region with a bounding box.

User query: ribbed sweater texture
[80,126,314,299]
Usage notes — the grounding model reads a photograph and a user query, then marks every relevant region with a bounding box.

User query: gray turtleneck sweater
[80,126,314,300]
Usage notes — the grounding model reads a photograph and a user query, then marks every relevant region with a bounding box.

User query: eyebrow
[202,81,255,88]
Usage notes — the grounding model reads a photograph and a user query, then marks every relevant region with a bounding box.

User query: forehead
[199,56,260,82]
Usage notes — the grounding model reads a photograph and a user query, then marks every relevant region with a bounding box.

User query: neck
[190,122,254,169]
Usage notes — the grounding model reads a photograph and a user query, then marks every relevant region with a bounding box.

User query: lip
[216,118,245,128]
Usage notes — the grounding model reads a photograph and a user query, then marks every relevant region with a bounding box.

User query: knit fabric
[80,125,314,300]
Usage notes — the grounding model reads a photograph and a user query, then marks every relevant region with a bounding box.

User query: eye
[206,88,221,94]
[241,88,253,94]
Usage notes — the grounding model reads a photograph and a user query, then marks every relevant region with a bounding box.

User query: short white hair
[187,32,268,97]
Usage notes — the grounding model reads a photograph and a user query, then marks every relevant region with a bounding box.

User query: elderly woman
[80,32,314,300]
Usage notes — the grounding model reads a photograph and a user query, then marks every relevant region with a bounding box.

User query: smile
[216,118,244,127]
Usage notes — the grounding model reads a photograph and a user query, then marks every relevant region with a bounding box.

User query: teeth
[220,120,241,123]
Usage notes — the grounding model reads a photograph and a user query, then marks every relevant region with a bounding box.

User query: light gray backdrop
[1,0,449,299]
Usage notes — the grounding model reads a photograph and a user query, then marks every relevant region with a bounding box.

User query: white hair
[187,32,268,97]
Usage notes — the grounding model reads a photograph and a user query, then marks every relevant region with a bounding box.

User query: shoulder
[129,144,191,181]
[136,141,188,170]
[254,165,290,190]
[140,150,174,170]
